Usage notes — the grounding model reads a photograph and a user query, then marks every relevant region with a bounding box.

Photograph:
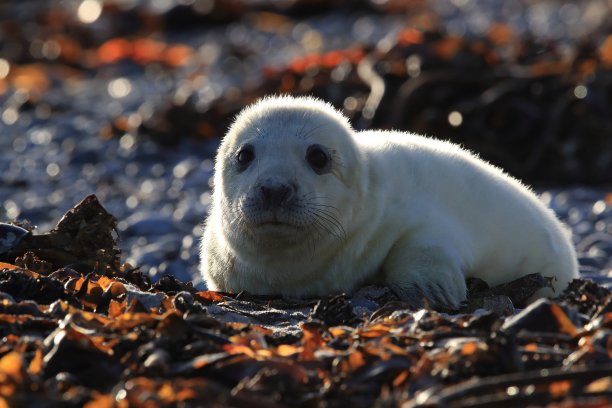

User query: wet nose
[259,180,296,207]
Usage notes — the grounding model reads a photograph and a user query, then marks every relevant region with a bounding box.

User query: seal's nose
[259,180,296,208]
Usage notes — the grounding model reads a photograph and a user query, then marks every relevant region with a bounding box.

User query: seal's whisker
[314,211,346,241]
[309,213,342,242]
[330,151,344,166]
[307,208,346,242]
[304,224,319,258]
[301,192,332,200]
[308,203,343,218]
[300,122,334,140]
[295,110,311,140]
[302,197,343,217]
[244,117,263,139]
[310,206,344,229]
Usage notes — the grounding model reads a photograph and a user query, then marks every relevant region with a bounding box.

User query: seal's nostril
[260,183,294,207]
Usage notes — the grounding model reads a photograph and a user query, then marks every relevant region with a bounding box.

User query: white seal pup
[200,95,579,308]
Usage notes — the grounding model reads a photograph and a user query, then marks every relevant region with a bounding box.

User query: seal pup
[200,95,578,308]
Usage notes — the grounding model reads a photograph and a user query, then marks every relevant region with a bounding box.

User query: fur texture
[200,95,579,308]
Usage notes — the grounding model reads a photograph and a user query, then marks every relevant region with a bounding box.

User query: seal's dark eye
[236,145,255,169]
[306,144,331,174]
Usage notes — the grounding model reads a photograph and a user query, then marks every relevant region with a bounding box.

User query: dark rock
[501,298,580,335]
[310,294,359,326]
[0,223,29,255]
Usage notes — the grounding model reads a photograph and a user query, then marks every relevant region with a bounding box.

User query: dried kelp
[0,196,610,407]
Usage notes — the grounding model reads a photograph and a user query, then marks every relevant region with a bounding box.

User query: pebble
[123,214,185,237]
[0,223,29,253]
[124,284,166,310]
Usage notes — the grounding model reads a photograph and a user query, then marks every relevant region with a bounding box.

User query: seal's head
[213,96,361,251]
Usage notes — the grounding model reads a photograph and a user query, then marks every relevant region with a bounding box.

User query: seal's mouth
[251,221,302,240]
[248,209,300,226]
[255,218,300,229]
[260,220,288,226]
[250,213,303,235]
[257,221,297,229]
[240,204,309,236]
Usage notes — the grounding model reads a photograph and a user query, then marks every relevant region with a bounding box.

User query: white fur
[200,95,579,308]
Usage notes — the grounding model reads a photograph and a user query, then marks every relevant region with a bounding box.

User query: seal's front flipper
[382,243,467,310]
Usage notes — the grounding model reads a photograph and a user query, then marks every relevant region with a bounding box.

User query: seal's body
[200,96,578,308]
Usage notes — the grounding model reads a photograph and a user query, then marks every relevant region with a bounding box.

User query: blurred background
[1,0,611,288]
